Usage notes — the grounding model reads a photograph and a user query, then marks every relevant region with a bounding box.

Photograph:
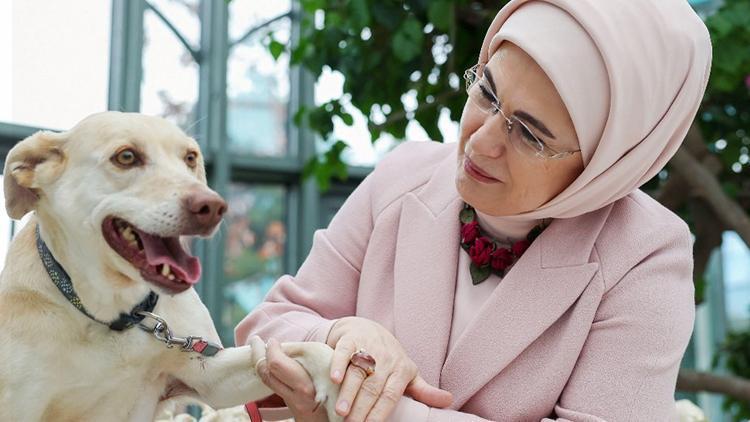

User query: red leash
[244,394,286,421]
[244,401,263,422]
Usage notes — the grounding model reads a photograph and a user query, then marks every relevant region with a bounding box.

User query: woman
[236,0,712,420]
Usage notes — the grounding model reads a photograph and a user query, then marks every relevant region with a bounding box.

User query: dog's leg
[176,345,271,409]
[175,342,342,422]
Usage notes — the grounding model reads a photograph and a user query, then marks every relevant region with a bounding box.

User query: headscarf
[474,0,712,221]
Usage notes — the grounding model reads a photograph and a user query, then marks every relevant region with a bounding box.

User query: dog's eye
[112,148,140,168]
[185,151,198,168]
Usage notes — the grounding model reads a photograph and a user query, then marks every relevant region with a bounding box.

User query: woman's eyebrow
[485,66,557,140]
[515,110,556,139]
[484,67,498,95]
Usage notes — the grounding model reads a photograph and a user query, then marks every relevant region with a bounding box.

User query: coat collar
[391,149,611,406]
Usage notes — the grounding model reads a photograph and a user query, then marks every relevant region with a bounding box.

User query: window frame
[109,0,370,338]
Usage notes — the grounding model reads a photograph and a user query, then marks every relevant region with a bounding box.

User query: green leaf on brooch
[528,224,544,241]
[459,208,476,224]
[470,263,491,285]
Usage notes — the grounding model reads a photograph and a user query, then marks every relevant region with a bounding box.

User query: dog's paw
[281,342,343,422]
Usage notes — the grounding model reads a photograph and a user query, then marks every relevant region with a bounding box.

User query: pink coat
[235,141,695,421]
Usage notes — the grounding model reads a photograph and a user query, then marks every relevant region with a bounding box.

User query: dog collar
[35,224,159,331]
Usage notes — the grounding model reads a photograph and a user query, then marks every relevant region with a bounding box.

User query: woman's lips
[464,157,501,184]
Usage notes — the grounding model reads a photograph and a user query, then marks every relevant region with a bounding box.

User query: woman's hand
[326,317,453,422]
[249,336,329,422]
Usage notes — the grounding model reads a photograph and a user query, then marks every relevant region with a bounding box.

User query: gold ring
[349,349,376,376]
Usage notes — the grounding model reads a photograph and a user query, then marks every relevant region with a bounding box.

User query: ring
[349,349,376,376]
[255,357,267,372]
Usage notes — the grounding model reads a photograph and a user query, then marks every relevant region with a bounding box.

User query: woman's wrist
[323,318,344,347]
[325,316,355,347]
[289,403,329,422]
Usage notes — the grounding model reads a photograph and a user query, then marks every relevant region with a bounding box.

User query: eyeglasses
[463,64,581,160]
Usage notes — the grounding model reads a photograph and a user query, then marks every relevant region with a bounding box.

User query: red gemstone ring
[349,349,376,376]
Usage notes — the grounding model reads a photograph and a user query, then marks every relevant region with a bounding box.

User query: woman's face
[456,42,584,216]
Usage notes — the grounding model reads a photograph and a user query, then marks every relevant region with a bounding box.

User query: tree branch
[690,198,725,304]
[230,11,294,49]
[654,173,690,211]
[669,146,750,247]
[145,1,201,63]
[678,368,750,402]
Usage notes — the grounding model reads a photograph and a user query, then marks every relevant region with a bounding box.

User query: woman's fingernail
[337,400,349,413]
[332,370,341,381]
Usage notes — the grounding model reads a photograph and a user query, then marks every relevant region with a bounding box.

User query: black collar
[35,224,159,331]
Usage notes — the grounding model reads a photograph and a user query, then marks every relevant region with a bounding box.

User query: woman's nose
[470,116,508,157]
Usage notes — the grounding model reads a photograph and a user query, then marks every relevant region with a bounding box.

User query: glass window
[722,231,750,331]
[140,0,200,132]
[220,183,287,343]
[226,0,291,157]
[0,0,112,130]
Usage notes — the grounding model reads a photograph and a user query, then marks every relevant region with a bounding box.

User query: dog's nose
[184,191,227,230]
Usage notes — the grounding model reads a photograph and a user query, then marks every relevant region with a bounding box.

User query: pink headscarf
[476,0,712,220]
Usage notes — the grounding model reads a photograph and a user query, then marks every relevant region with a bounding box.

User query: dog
[0,112,340,421]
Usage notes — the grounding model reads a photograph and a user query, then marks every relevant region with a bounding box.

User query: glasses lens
[468,84,493,114]
[509,117,548,158]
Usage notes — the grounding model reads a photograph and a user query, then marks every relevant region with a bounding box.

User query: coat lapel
[440,209,609,408]
[392,149,464,387]
[393,194,463,387]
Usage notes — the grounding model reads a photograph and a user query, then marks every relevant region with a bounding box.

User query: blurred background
[0,0,749,420]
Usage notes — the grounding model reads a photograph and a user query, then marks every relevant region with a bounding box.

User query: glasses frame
[463,64,581,160]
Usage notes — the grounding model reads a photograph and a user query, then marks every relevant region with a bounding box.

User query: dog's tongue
[137,231,201,284]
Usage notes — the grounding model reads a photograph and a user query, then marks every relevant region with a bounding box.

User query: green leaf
[327,11,343,27]
[290,38,315,65]
[308,104,336,137]
[372,4,403,30]
[269,39,285,60]
[469,263,491,285]
[301,0,326,13]
[302,140,351,190]
[391,17,424,62]
[293,106,308,127]
[694,275,707,305]
[340,112,354,126]
[350,0,371,27]
[709,14,733,38]
[427,1,453,32]
[459,207,475,223]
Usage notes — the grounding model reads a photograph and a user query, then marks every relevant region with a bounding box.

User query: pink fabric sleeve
[389,397,493,421]
[234,173,375,347]
[541,224,694,421]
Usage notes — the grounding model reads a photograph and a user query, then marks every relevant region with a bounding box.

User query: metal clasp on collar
[136,310,200,351]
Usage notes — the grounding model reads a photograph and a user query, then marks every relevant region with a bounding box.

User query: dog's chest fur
[0,223,203,421]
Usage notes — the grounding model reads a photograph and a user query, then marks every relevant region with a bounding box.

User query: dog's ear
[4,130,67,219]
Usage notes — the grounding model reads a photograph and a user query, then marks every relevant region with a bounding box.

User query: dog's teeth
[122,227,135,241]
[167,274,175,281]
[161,264,171,277]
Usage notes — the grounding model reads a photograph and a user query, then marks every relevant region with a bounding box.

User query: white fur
[0,112,341,422]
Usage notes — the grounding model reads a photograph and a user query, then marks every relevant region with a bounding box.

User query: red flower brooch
[460,204,547,285]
